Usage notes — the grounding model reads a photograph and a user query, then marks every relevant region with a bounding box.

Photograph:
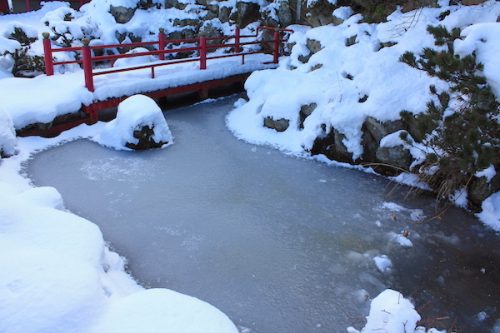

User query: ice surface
[27,96,500,333]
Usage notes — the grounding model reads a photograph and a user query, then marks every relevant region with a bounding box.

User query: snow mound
[94,94,172,150]
[113,47,158,68]
[0,108,17,157]
[348,289,421,333]
[477,192,500,233]
[90,289,238,333]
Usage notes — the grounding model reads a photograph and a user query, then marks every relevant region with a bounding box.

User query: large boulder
[109,5,137,24]
[304,0,337,27]
[199,22,224,46]
[298,103,317,129]
[218,5,232,23]
[95,95,172,151]
[361,116,405,162]
[310,126,353,163]
[233,1,261,28]
[468,167,500,211]
[374,130,414,176]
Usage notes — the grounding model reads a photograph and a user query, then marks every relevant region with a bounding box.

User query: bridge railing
[20,0,89,13]
[42,26,293,92]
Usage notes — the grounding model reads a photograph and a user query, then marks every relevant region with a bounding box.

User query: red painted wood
[43,36,54,76]
[0,0,9,13]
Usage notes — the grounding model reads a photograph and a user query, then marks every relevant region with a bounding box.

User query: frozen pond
[27,96,500,332]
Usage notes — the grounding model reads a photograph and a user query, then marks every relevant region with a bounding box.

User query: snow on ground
[226,1,500,231]
[95,94,173,150]
[0,109,17,156]
[0,115,238,333]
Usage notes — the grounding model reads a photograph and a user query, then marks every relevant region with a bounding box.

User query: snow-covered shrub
[42,7,97,47]
[0,109,17,157]
[1,24,44,77]
[400,25,500,207]
[95,94,172,150]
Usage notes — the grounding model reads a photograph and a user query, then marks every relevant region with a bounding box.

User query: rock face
[264,116,289,132]
[299,103,317,129]
[109,5,137,24]
[468,172,500,210]
[361,117,404,162]
[126,125,167,150]
[304,0,338,27]
[310,127,353,163]
[233,2,261,28]
[375,145,412,175]
[199,22,224,46]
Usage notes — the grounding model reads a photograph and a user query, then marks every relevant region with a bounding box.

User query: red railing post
[82,39,95,92]
[158,28,166,61]
[199,36,207,70]
[234,26,241,53]
[42,33,54,76]
[24,0,30,11]
[0,0,10,13]
[273,28,280,64]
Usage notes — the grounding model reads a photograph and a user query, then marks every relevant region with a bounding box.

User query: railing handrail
[43,26,293,92]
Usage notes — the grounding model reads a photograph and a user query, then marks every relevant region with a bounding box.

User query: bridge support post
[42,33,54,76]
[273,29,280,64]
[234,26,241,53]
[82,39,95,92]
[199,36,207,70]
[158,28,166,61]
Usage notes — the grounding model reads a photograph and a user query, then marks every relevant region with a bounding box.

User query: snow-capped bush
[94,94,172,150]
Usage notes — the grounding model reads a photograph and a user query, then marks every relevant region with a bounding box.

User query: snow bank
[95,94,172,150]
[226,1,500,230]
[0,125,238,333]
[228,2,500,158]
[0,109,16,156]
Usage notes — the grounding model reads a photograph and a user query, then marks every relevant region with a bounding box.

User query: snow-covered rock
[347,289,421,333]
[94,94,172,150]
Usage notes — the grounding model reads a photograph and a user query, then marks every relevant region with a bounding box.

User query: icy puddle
[27,96,500,333]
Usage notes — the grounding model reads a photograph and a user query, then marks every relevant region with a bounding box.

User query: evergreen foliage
[400,25,500,201]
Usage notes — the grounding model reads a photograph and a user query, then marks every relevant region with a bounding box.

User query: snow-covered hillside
[227,0,500,232]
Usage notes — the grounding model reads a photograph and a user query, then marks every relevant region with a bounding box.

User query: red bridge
[18,26,292,137]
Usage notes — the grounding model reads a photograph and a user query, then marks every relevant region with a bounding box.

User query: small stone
[263,116,289,132]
